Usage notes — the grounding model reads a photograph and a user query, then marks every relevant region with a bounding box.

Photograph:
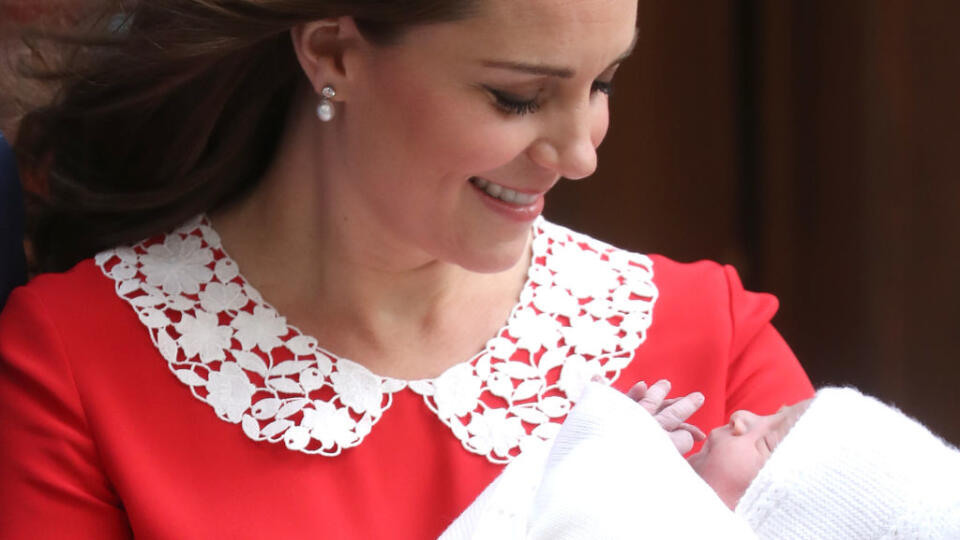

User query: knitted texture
[735,387,960,539]
[440,382,755,539]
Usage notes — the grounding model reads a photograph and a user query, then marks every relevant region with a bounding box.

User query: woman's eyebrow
[479,27,639,79]
[479,60,576,78]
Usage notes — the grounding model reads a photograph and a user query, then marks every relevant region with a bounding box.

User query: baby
[689,400,811,510]
[617,378,960,538]
[442,380,960,539]
[629,378,812,510]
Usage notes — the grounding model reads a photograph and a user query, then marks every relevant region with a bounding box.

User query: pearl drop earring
[316,85,337,122]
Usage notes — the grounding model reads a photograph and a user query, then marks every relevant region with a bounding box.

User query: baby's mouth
[469,177,539,206]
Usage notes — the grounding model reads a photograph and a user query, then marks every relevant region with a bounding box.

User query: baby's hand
[627,379,706,454]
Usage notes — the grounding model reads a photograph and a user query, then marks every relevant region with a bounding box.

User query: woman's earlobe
[316,85,337,122]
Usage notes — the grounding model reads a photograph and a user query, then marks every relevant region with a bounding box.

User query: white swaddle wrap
[439,382,755,539]
[442,384,960,539]
[735,387,960,539]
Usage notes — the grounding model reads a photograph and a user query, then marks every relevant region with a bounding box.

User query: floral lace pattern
[96,217,658,463]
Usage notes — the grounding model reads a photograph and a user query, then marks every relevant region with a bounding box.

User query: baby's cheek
[730,453,771,504]
[697,447,769,509]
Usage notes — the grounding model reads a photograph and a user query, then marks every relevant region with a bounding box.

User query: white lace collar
[95,216,658,464]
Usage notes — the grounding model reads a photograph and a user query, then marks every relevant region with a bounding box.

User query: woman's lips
[468,176,546,223]
[469,176,540,205]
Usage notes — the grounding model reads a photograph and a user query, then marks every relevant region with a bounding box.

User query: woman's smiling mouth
[469,176,540,205]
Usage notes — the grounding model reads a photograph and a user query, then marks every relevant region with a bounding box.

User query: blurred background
[546,1,960,445]
[2,1,958,443]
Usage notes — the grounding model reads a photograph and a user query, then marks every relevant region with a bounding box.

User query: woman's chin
[450,236,531,275]
[456,249,528,275]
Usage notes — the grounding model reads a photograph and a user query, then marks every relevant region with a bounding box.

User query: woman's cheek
[440,116,539,173]
[591,103,611,148]
[379,78,536,174]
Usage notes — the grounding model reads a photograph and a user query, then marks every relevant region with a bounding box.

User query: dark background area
[546,0,960,445]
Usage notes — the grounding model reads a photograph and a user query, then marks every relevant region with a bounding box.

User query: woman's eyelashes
[591,79,614,97]
[486,80,616,116]
[488,88,542,116]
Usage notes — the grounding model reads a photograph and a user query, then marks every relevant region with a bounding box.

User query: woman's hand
[627,379,706,454]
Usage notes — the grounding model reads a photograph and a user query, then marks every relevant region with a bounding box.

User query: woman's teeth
[470,177,539,205]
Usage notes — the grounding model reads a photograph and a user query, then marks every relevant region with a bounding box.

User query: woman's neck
[208,105,531,377]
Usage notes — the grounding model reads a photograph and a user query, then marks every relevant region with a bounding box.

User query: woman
[0,0,813,538]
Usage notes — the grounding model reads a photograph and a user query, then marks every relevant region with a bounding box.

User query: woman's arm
[721,265,814,417]
[0,288,132,539]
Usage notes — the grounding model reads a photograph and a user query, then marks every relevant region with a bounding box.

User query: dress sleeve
[0,288,132,539]
[722,265,814,417]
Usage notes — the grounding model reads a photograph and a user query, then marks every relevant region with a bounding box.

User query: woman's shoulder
[536,220,811,419]
[539,219,774,313]
[7,214,211,320]
[647,254,777,317]
[8,258,114,310]
[0,256,135,351]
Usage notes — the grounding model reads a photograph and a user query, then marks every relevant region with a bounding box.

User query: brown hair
[12,0,478,272]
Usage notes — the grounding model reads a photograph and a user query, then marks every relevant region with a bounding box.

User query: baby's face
[687,399,813,509]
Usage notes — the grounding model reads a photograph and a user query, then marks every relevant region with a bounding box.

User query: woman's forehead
[416,0,638,66]
[453,0,637,39]
[480,0,637,23]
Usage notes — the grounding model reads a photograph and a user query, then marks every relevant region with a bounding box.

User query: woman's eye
[487,88,541,116]
[486,80,613,117]
[592,79,614,96]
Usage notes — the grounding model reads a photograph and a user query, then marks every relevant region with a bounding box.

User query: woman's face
[687,399,813,509]
[332,0,638,272]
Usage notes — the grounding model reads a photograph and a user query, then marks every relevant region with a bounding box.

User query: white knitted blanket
[439,382,755,539]
[735,387,960,539]
[440,385,960,539]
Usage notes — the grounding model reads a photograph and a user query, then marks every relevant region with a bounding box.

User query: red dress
[0,218,812,539]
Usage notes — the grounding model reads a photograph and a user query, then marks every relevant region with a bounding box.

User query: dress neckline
[205,216,543,385]
[95,216,659,463]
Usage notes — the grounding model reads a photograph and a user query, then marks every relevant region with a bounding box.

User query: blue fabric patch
[0,132,27,309]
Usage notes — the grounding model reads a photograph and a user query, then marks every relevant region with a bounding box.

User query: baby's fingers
[669,429,696,455]
[659,396,683,410]
[654,392,704,431]
[635,379,671,415]
[626,380,647,401]
[678,422,706,441]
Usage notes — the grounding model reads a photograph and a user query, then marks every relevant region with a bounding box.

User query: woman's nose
[729,410,758,435]
[527,104,605,180]
[527,136,598,181]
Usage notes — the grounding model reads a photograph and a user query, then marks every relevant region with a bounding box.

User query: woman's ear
[290,17,364,100]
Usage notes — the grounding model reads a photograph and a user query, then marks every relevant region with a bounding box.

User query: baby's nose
[729,410,758,435]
